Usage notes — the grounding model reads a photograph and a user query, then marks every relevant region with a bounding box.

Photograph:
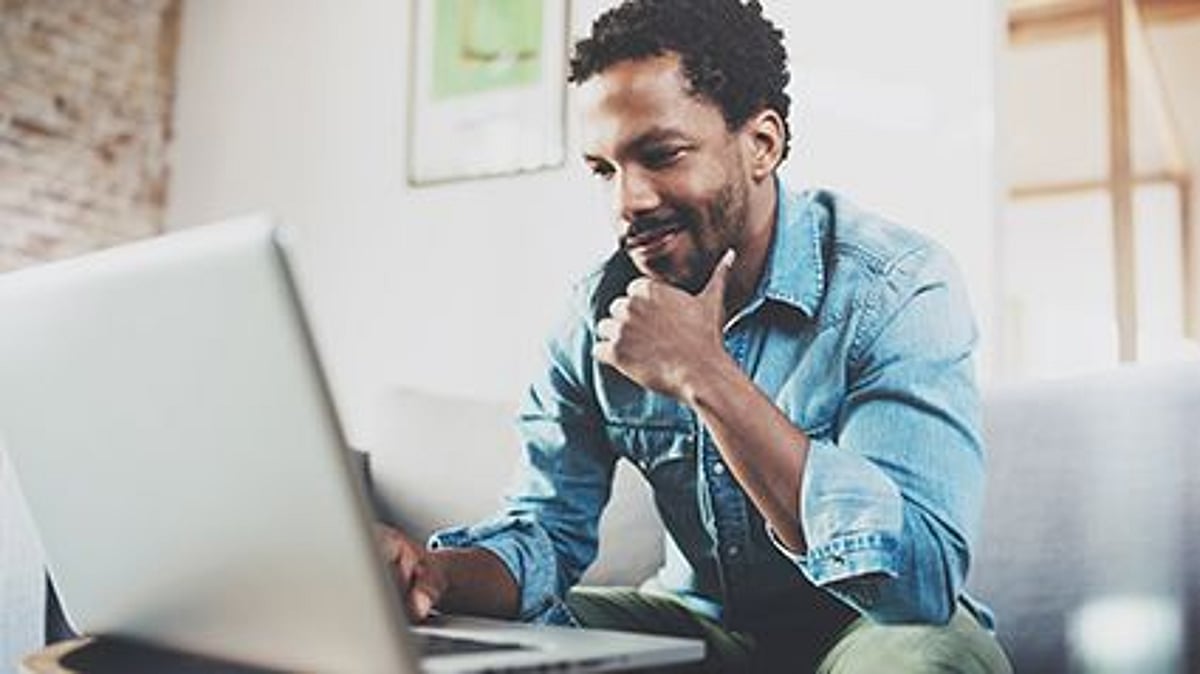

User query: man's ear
[743,108,785,182]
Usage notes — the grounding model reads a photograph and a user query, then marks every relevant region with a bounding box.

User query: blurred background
[3,0,1197,446]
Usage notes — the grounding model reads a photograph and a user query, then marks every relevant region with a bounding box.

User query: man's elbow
[827,574,957,626]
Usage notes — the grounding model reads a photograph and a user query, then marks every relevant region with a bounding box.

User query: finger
[408,568,441,621]
[607,296,631,320]
[626,277,653,299]
[374,525,401,563]
[409,587,435,622]
[394,549,419,593]
[592,341,615,366]
[596,317,619,341]
[700,249,736,305]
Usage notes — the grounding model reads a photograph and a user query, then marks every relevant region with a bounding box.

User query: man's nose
[615,166,661,223]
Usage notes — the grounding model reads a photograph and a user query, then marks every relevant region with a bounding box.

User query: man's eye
[643,147,685,168]
[589,164,615,181]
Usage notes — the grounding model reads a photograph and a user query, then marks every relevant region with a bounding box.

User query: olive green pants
[565,587,1013,674]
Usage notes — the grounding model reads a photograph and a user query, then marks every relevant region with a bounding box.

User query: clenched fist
[594,249,736,400]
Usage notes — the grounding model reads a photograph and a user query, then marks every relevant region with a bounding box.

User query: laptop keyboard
[418,633,530,657]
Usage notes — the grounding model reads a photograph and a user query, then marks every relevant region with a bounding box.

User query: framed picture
[408,0,569,185]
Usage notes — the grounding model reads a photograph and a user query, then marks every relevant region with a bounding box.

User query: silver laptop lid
[0,217,414,673]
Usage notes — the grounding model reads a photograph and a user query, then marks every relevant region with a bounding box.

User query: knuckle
[609,320,625,341]
[610,337,630,360]
[621,296,647,320]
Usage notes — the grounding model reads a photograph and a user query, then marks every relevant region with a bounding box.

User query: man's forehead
[575,56,723,155]
[575,53,688,108]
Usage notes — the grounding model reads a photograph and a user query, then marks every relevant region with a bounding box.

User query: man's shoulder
[805,189,945,278]
[785,190,959,313]
[792,189,975,362]
[794,189,965,328]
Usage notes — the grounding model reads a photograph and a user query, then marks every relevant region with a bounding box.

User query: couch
[4,362,1198,672]
[369,362,1200,672]
[970,362,1200,672]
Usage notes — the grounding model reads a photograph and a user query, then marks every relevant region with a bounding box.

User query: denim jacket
[432,186,989,634]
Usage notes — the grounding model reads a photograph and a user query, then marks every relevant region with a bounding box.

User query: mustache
[619,213,689,250]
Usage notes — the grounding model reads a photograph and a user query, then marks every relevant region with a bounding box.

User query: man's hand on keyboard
[375,524,446,622]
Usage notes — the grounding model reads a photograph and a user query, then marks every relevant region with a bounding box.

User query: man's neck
[726,177,779,317]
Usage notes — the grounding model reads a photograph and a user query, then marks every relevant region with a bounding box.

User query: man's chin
[631,254,709,293]
[644,270,706,294]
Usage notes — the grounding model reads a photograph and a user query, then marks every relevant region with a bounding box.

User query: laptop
[0,217,703,673]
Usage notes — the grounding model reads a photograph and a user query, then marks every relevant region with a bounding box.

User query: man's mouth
[621,221,687,251]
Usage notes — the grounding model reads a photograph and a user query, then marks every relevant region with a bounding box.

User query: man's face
[578,53,752,293]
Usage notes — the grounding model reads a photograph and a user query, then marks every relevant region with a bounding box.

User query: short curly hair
[569,0,792,161]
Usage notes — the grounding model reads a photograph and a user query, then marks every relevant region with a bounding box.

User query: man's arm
[593,250,811,552]
[595,246,984,624]
[388,284,617,625]
[681,357,811,552]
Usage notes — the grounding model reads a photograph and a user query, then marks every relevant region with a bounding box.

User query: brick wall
[0,0,180,272]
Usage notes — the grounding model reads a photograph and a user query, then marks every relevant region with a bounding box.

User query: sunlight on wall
[1002,184,1198,380]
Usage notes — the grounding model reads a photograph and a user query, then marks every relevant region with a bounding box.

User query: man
[380,1,1012,671]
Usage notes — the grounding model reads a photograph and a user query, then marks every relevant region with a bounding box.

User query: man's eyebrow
[583,127,693,164]
[626,127,691,150]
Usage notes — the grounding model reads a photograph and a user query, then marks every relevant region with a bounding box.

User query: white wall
[776,1,1001,371]
[167,0,1000,448]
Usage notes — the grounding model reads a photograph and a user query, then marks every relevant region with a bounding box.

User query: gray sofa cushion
[971,362,1200,673]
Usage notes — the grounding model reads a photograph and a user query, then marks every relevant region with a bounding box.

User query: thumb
[407,557,447,622]
[700,248,736,305]
[409,584,436,621]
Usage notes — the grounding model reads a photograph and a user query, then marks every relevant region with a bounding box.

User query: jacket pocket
[604,421,695,474]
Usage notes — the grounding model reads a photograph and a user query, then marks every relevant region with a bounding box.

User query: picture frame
[407,0,569,186]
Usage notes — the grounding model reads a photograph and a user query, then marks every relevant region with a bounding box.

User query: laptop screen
[0,218,415,672]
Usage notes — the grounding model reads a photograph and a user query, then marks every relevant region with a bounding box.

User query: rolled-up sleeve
[430,295,616,624]
[770,246,984,625]
[430,515,570,623]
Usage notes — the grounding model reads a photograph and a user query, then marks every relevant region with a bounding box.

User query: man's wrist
[428,546,520,618]
[426,548,471,597]
[680,350,743,411]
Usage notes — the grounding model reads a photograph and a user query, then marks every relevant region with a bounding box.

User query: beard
[639,176,749,294]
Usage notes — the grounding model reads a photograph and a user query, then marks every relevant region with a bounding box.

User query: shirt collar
[755,182,828,318]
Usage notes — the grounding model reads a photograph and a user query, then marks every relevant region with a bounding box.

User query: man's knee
[566,586,697,634]
[819,608,1012,674]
